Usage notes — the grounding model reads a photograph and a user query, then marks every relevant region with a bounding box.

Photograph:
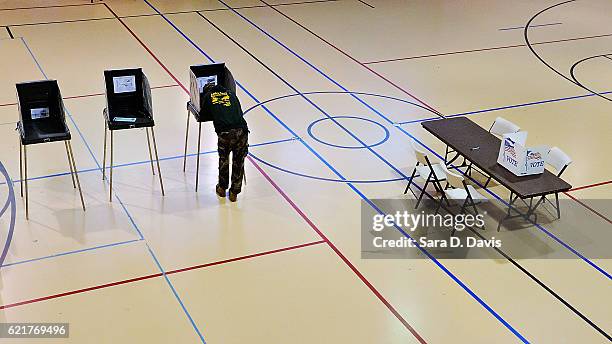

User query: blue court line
[20,38,206,343]
[225,0,611,282]
[0,137,297,186]
[398,90,612,125]
[499,22,563,31]
[146,1,529,342]
[1,238,142,268]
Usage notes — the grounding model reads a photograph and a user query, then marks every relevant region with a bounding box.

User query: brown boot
[229,191,237,202]
[216,185,226,198]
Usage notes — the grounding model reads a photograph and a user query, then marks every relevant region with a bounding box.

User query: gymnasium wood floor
[0,0,610,343]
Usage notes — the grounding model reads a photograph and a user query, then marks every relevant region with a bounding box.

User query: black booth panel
[189,63,236,121]
[16,80,71,144]
[103,68,154,129]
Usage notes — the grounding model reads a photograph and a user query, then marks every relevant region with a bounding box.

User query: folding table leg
[65,141,76,188]
[183,109,190,172]
[555,192,561,219]
[145,128,155,175]
[19,139,23,198]
[24,145,28,220]
[195,122,202,192]
[150,128,165,196]
[102,121,107,180]
[498,192,516,232]
[67,141,86,211]
[109,130,114,202]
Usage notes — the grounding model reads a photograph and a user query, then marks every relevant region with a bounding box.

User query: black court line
[7,17,115,27]
[197,7,611,339]
[1,0,340,27]
[363,32,612,64]
[569,54,612,101]
[119,0,340,19]
[0,2,99,12]
[524,0,612,103]
[210,4,612,339]
[499,22,562,31]
[412,188,612,341]
[4,26,13,39]
[356,0,375,9]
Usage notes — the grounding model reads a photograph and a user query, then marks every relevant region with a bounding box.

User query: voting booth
[184,63,236,192]
[103,68,154,130]
[497,132,548,177]
[188,62,236,120]
[16,80,85,219]
[102,68,165,201]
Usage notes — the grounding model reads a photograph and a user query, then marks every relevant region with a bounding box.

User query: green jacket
[202,85,248,133]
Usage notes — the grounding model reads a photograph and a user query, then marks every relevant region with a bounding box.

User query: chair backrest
[104,68,151,119]
[442,164,464,189]
[547,147,572,176]
[489,117,520,137]
[410,140,429,165]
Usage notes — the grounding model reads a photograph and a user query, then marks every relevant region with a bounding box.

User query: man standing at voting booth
[202,83,249,202]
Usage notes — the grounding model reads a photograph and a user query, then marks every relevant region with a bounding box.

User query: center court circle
[307,116,390,150]
[244,91,440,183]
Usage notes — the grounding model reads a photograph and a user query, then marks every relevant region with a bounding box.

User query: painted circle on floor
[307,115,390,150]
[244,91,440,183]
[524,0,612,102]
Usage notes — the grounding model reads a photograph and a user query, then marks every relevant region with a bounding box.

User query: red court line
[104,3,189,94]
[107,5,426,342]
[567,180,611,192]
[167,240,325,275]
[247,157,427,343]
[563,192,611,224]
[0,84,178,108]
[363,33,612,65]
[262,3,608,231]
[0,241,326,310]
[258,0,442,117]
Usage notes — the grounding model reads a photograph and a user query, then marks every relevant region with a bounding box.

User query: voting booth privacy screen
[16,80,71,144]
[189,63,236,120]
[497,131,548,176]
[104,68,154,129]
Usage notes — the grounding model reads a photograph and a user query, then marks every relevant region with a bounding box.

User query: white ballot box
[497,131,548,176]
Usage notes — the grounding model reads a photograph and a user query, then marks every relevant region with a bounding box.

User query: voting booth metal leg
[183,110,190,172]
[19,139,23,198]
[67,141,86,211]
[146,128,155,176]
[65,141,76,188]
[109,130,114,202]
[150,128,165,196]
[195,123,202,192]
[23,145,29,220]
[102,121,108,180]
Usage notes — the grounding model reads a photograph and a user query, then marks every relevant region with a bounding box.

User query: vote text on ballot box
[497,131,548,177]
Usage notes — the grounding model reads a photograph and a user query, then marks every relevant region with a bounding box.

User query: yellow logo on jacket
[211,92,231,107]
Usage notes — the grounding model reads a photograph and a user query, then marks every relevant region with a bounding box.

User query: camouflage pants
[218,128,249,194]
